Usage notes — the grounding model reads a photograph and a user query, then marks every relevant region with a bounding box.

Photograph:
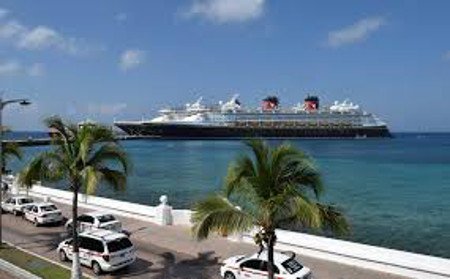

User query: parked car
[1,196,34,215]
[23,202,64,226]
[57,229,136,275]
[65,212,125,234]
[220,251,312,279]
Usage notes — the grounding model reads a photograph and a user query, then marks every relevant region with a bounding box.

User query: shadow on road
[151,251,219,279]
[108,257,154,278]
[10,230,67,253]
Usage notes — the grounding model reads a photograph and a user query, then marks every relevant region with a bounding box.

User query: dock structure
[2,135,147,147]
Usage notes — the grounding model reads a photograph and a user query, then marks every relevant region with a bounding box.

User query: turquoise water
[9,133,450,258]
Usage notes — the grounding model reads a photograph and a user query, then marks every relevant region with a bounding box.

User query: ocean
[6,132,450,259]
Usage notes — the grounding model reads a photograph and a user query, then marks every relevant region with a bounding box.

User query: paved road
[0,269,19,279]
[1,201,408,279]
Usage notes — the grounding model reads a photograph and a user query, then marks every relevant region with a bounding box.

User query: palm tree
[19,116,130,279]
[0,126,23,175]
[192,139,348,279]
[2,141,22,175]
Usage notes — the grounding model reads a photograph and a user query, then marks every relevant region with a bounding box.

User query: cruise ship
[114,95,391,138]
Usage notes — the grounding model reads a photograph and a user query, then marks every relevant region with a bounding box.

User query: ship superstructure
[114,95,390,138]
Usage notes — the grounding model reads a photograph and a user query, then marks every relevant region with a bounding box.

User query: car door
[78,236,92,266]
[239,259,266,279]
[65,239,74,259]
[25,205,37,221]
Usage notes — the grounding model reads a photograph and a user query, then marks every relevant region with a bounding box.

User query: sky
[0,0,449,132]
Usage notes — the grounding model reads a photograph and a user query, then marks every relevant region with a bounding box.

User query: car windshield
[281,258,303,274]
[18,198,33,205]
[107,237,132,253]
[98,214,116,223]
[41,205,57,211]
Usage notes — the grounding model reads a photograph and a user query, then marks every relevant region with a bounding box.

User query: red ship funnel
[304,95,319,111]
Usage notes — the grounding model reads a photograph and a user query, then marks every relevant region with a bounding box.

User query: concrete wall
[20,184,450,279]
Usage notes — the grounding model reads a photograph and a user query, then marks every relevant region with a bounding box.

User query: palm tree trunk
[71,185,81,279]
[267,232,275,279]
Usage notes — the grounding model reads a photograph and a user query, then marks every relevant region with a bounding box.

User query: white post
[11,175,20,195]
[155,195,173,226]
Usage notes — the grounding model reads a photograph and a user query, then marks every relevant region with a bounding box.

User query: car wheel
[33,218,39,227]
[59,250,68,262]
[92,261,102,275]
[13,210,19,216]
[224,271,236,279]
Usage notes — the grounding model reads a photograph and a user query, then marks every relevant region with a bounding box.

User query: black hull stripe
[115,123,391,139]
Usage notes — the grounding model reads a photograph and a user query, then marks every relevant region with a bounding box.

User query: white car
[65,212,124,234]
[23,202,64,226]
[57,229,136,275]
[1,196,34,216]
[220,251,312,279]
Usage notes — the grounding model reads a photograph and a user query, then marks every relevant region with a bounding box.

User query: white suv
[57,229,136,275]
[23,202,64,226]
[1,196,34,216]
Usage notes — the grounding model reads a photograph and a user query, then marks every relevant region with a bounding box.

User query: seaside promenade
[1,200,408,279]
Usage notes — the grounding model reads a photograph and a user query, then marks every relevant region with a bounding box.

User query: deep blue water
[7,132,450,259]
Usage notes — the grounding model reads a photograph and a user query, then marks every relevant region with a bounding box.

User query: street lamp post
[0,97,31,246]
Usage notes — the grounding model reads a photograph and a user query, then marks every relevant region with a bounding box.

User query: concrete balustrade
[12,183,450,279]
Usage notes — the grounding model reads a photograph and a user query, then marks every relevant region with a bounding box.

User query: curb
[0,257,41,279]
[4,241,96,279]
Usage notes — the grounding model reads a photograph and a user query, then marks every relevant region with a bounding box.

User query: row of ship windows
[209,115,369,121]
[231,121,363,127]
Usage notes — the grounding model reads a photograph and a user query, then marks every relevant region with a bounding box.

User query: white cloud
[0,9,98,55]
[0,60,46,77]
[119,49,146,71]
[184,0,265,23]
[28,63,45,77]
[0,21,25,39]
[0,60,21,76]
[87,103,127,116]
[327,16,386,47]
[18,26,61,50]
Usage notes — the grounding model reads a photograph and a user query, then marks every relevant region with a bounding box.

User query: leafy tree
[192,139,348,279]
[19,116,130,279]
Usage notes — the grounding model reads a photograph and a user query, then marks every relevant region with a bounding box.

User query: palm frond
[316,203,349,235]
[224,155,255,197]
[18,151,67,187]
[45,116,76,157]
[2,142,22,161]
[282,155,323,198]
[87,143,131,174]
[81,166,101,195]
[98,168,127,192]
[192,195,254,240]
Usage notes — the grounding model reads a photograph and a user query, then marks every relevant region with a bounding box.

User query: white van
[57,229,136,275]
